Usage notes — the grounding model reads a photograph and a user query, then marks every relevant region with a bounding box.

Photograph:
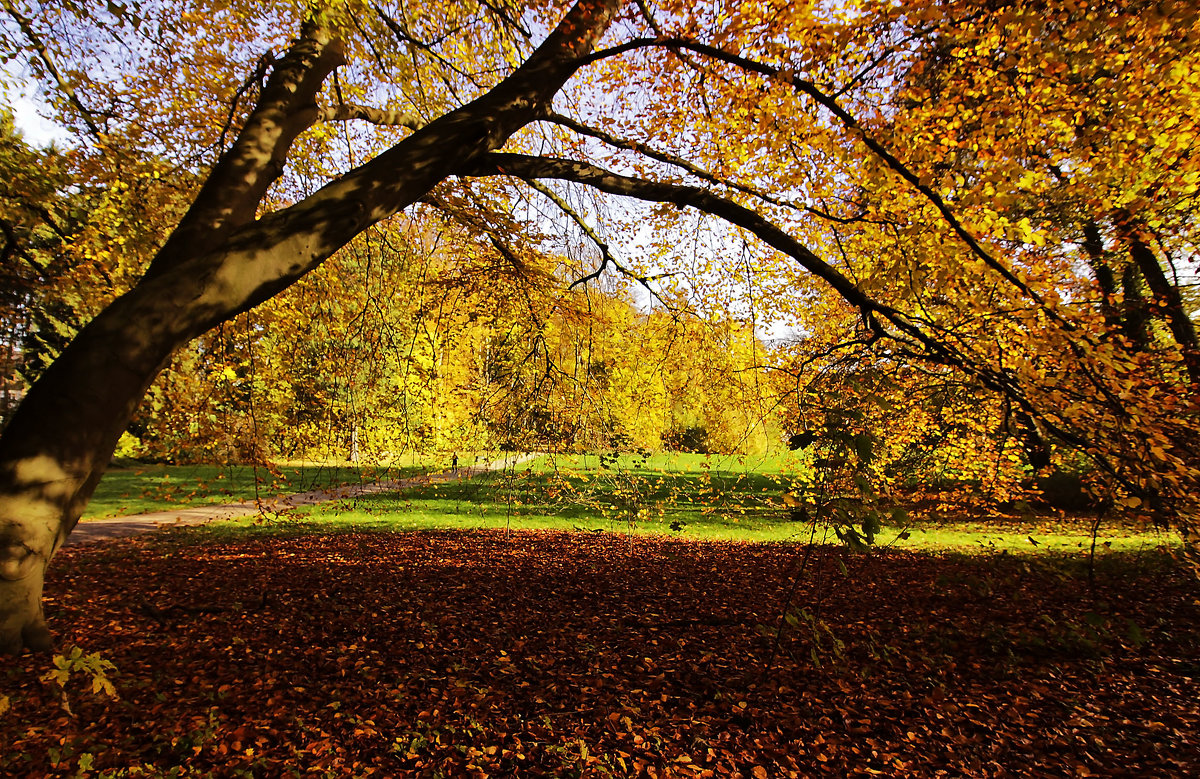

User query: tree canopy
[0,0,1198,652]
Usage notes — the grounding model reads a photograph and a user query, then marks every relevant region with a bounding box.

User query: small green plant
[41,646,118,715]
[785,421,896,552]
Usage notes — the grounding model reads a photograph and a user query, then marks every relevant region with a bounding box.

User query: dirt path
[66,453,538,546]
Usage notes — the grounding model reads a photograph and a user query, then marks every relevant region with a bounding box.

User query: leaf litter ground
[3,529,1198,776]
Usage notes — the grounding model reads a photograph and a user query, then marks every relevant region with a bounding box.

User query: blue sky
[2,65,71,146]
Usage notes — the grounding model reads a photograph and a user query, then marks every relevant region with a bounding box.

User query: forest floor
[3,529,1198,777]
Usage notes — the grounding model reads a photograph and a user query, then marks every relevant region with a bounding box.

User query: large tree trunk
[0,0,620,653]
[0,287,182,651]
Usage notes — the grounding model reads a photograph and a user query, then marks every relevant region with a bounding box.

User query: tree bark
[0,0,620,654]
[1114,213,1200,384]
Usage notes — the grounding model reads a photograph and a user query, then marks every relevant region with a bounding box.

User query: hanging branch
[522,178,679,311]
[0,0,105,139]
[544,111,814,217]
[466,152,1154,495]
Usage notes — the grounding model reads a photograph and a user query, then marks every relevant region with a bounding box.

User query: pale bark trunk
[0,0,620,653]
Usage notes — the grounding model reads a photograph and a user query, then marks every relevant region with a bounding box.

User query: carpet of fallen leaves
[3,529,1199,777]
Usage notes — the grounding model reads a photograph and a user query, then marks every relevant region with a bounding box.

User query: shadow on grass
[84,461,434,519]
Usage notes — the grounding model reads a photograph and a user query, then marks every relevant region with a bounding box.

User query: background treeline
[0,105,1096,506]
[1,110,777,464]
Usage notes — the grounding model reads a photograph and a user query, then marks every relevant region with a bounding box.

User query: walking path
[66,453,538,546]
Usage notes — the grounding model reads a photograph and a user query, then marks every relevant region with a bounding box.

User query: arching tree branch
[466,151,1138,486]
[0,0,622,654]
[318,103,425,129]
[577,36,1056,316]
[144,21,346,279]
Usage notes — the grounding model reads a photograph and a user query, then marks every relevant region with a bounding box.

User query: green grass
[526,450,812,476]
[879,522,1176,555]
[152,453,1179,559]
[83,457,436,519]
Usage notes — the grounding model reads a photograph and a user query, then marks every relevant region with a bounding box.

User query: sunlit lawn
[82,456,438,519]
[150,451,1179,558]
